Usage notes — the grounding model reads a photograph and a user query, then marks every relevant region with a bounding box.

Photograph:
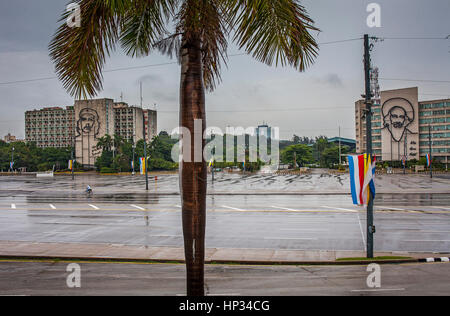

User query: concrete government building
[355,87,450,168]
[25,98,157,168]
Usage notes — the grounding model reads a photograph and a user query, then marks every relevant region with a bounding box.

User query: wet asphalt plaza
[0,172,449,253]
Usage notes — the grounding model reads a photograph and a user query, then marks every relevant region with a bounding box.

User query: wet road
[2,172,450,195]
[0,260,448,296]
[1,194,449,253]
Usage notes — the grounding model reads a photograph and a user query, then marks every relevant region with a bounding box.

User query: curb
[418,257,450,263]
[0,255,443,266]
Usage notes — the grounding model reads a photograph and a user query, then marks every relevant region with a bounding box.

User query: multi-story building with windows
[355,87,450,168]
[25,99,158,167]
[25,106,75,148]
[113,102,144,144]
[144,109,158,142]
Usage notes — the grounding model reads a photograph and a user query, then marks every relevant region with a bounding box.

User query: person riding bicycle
[86,185,92,194]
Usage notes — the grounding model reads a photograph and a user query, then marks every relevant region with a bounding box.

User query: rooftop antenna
[140,82,143,109]
[120,92,123,102]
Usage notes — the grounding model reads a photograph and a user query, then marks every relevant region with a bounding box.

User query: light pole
[132,143,136,175]
[429,125,433,179]
[71,137,75,180]
[141,81,149,191]
[338,126,342,165]
[10,147,15,172]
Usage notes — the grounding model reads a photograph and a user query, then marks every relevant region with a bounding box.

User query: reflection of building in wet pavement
[355,87,450,168]
[25,98,157,168]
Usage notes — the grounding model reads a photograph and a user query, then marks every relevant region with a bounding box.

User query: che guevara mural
[74,99,114,167]
[76,108,101,138]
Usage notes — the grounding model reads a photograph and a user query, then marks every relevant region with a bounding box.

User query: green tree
[321,145,349,168]
[312,136,329,165]
[49,0,318,296]
[281,144,313,167]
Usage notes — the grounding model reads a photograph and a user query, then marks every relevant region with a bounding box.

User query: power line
[0,36,448,87]
[380,78,450,84]
[158,106,354,113]
[318,38,363,45]
[381,36,450,41]
[0,39,362,86]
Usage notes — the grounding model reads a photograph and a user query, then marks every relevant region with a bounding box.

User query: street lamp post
[10,147,15,172]
[132,143,136,175]
[71,145,74,181]
[429,125,433,179]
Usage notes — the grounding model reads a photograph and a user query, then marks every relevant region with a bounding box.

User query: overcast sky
[0,0,449,140]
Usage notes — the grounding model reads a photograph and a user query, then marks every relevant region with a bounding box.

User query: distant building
[4,133,22,143]
[355,87,450,167]
[25,106,75,148]
[327,137,356,150]
[256,123,273,140]
[25,98,158,168]
[144,109,158,142]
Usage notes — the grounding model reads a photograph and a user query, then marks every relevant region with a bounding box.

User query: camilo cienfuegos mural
[380,87,420,162]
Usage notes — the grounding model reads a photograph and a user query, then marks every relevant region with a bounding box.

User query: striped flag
[426,154,432,167]
[139,157,146,175]
[348,154,376,206]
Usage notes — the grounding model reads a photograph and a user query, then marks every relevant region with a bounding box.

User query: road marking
[270,206,301,212]
[49,204,56,210]
[88,204,99,210]
[320,206,357,213]
[263,237,318,241]
[221,205,246,212]
[130,204,145,211]
[279,228,328,232]
[351,288,405,293]
[11,204,16,209]
[375,206,406,211]
[431,206,450,211]
[403,240,450,242]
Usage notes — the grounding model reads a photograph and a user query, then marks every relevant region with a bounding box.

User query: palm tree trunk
[179,36,207,296]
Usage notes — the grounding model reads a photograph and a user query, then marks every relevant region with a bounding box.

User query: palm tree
[49,0,319,296]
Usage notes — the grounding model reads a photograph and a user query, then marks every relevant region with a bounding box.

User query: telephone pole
[364,34,375,258]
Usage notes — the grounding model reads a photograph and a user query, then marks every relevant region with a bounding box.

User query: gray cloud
[315,74,344,88]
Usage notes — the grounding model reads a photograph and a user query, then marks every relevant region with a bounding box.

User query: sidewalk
[0,241,447,265]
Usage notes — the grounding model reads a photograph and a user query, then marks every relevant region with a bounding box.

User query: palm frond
[225,0,319,71]
[49,0,129,99]
[153,33,182,60]
[120,0,177,57]
[177,0,229,91]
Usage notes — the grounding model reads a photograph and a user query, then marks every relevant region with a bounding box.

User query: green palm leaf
[225,0,319,71]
